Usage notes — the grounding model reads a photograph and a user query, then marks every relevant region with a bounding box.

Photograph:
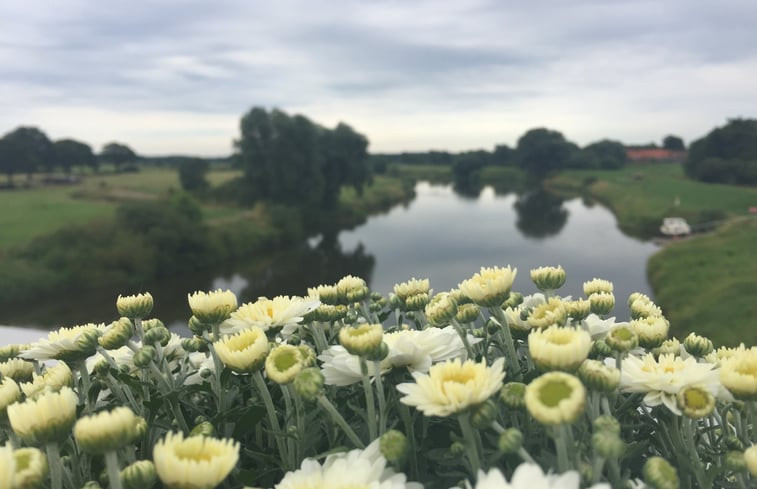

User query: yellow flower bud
[339,323,384,357]
[459,266,517,307]
[188,289,238,325]
[631,317,669,349]
[455,303,480,323]
[213,328,268,374]
[8,387,78,445]
[583,278,613,296]
[566,299,591,321]
[379,430,408,466]
[99,318,134,350]
[589,292,615,316]
[116,292,154,318]
[577,359,620,393]
[530,265,566,291]
[153,432,239,489]
[528,326,591,372]
[336,275,369,303]
[606,325,639,353]
[525,371,585,425]
[0,358,35,383]
[0,377,21,417]
[293,368,325,402]
[744,445,757,477]
[676,386,715,419]
[425,292,458,327]
[74,407,140,454]
[265,345,304,384]
[308,284,339,305]
[121,460,156,489]
[527,298,567,329]
[643,457,679,489]
[12,447,48,489]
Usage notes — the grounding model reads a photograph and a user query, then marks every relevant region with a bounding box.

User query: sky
[1,0,756,156]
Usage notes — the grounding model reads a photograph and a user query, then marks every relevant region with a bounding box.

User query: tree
[0,137,22,186]
[662,135,685,151]
[54,139,95,175]
[492,144,514,166]
[236,107,371,208]
[685,119,757,184]
[178,158,210,192]
[581,140,628,169]
[100,142,137,171]
[1,127,54,181]
[516,128,578,179]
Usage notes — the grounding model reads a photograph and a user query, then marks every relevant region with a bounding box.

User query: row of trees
[0,126,138,186]
[685,118,757,185]
[235,107,371,208]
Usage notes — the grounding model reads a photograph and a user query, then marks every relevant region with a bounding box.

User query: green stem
[451,319,475,359]
[458,412,482,474]
[552,424,571,473]
[45,442,63,489]
[491,308,521,380]
[289,384,306,465]
[252,371,289,464]
[317,396,365,448]
[77,362,92,412]
[374,360,388,435]
[359,356,378,440]
[105,451,123,489]
[134,317,144,341]
[281,384,296,470]
[399,404,419,479]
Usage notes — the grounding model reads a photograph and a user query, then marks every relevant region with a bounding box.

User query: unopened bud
[12,447,48,489]
[190,421,215,437]
[293,368,325,402]
[99,318,134,350]
[725,450,746,472]
[592,431,625,458]
[141,318,165,332]
[589,292,615,316]
[683,332,713,357]
[578,360,620,393]
[143,326,170,346]
[676,386,715,419]
[455,303,480,323]
[188,315,211,336]
[181,337,208,353]
[567,299,591,321]
[379,430,408,466]
[593,415,621,435]
[470,400,497,429]
[120,460,156,489]
[449,441,466,457]
[500,382,526,409]
[133,346,156,368]
[643,457,679,489]
[530,265,566,292]
[606,325,638,353]
[497,428,523,454]
[116,293,153,318]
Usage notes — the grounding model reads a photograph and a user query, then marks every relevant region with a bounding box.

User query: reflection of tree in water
[239,234,375,299]
[513,188,569,239]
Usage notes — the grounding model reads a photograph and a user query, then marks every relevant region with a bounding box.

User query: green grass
[548,163,757,237]
[548,163,757,346]
[648,217,757,346]
[0,168,243,250]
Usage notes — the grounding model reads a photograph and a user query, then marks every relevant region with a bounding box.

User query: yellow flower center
[273,350,299,372]
[682,388,709,410]
[538,379,572,407]
[442,369,476,386]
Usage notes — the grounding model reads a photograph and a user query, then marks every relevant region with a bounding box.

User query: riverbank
[0,168,415,318]
[547,163,757,345]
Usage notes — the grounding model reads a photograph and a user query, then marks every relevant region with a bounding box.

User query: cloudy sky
[1,0,756,156]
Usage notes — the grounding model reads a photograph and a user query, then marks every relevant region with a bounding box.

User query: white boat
[660,217,691,236]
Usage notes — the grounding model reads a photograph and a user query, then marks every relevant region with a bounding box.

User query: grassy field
[549,163,757,346]
[0,168,242,250]
[548,163,757,238]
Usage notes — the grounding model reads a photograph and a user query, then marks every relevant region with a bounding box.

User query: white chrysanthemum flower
[397,358,505,417]
[0,377,21,416]
[0,444,15,489]
[618,353,722,414]
[214,327,269,373]
[20,361,73,398]
[7,386,78,445]
[12,446,48,489]
[74,407,139,454]
[20,323,106,362]
[468,464,610,489]
[188,289,238,325]
[153,432,239,489]
[459,266,517,307]
[720,348,757,400]
[528,326,591,371]
[705,343,748,365]
[319,326,474,386]
[275,439,421,489]
[0,358,35,382]
[580,314,619,340]
[185,353,215,385]
[222,295,319,337]
[394,278,430,300]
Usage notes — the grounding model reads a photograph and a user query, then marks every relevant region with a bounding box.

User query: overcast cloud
[1,0,756,155]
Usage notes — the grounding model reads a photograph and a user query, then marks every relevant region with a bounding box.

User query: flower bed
[0,265,755,489]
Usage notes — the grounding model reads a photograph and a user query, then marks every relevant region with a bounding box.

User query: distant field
[0,168,242,250]
[548,163,757,237]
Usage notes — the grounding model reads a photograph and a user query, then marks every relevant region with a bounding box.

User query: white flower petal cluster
[222,296,320,337]
[580,314,622,340]
[153,432,239,489]
[319,326,474,386]
[503,293,547,332]
[20,323,106,361]
[275,439,421,489]
[468,464,610,489]
[617,353,722,414]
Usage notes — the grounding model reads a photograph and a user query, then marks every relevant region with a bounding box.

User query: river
[1,181,657,343]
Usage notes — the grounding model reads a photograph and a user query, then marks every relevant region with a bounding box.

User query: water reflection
[2,181,657,330]
[513,188,569,239]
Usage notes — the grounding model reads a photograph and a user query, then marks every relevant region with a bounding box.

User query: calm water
[2,181,657,343]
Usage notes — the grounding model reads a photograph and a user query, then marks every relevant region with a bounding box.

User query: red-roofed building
[626,148,686,162]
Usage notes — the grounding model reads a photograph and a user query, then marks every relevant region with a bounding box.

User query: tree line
[685,118,757,185]
[0,126,139,186]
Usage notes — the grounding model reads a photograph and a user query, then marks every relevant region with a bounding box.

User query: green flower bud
[369,302,384,313]
[370,292,384,302]
[143,326,170,347]
[339,323,384,357]
[500,382,527,409]
[676,386,715,419]
[337,275,369,304]
[141,318,165,332]
[530,265,566,292]
[503,292,523,309]
[132,416,147,442]
[725,450,746,472]
[471,328,486,339]
[64,328,101,362]
[449,441,466,457]
[99,318,134,350]
[652,338,681,357]
[470,400,497,429]
[643,457,679,489]
[293,368,325,402]
[631,317,669,349]
[566,299,591,321]
[188,315,211,336]
[584,278,614,296]
[455,303,480,324]
[189,421,215,437]
[379,430,408,466]
[12,447,48,489]
[606,325,639,353]
[683,332,714,357]
[133,346,156,368]
[592,431,625,458]
[578,360,620,393]
[364,342,390,362]
[74,407,140,454]
[725,435,745,451]
[497,428,523,454]
[389,294,403,310]
[593,415,621,435]
[308,284,339,305]
[297,345,317,367]
[590,340,613,358]
[121,460,156,489]
[117,293,154,319]
[181,337,208,353]
[425,293,458,327]
[589,292,615,316]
